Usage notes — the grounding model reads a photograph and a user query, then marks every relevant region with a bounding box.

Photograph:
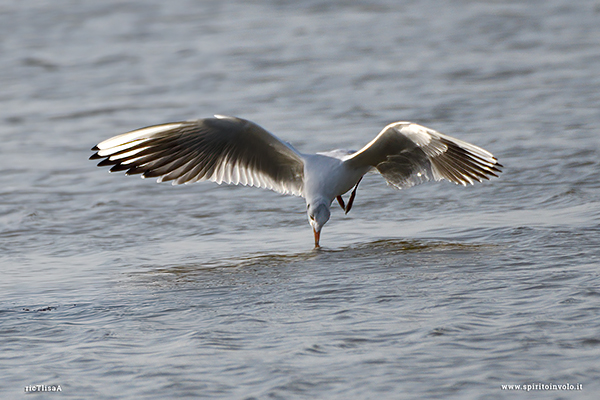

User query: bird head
[307,201,330,248]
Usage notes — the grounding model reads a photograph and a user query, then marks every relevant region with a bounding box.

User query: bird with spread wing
[90,115,502,248]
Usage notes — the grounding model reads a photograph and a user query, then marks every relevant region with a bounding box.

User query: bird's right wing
[90,116,305,196]
[344,122,502,189]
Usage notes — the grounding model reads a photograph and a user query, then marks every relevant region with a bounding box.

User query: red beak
[313,228,321,249]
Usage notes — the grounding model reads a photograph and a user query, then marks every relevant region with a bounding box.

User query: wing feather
[345,122,502,189]
[90,116,305,196]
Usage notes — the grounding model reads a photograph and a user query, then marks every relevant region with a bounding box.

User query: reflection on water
[127,238,500,282]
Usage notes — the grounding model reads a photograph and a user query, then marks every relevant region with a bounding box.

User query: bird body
[91,115,502,247]
[302,153,367,205]
[301,153,371,246]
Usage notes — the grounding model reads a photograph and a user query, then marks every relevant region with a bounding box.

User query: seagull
[90,115,502,248]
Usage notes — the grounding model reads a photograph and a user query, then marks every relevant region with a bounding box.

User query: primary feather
[90,115,305,196]
[345,122,502,189]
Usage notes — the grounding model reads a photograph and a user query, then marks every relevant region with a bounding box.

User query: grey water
[1,0,599,398]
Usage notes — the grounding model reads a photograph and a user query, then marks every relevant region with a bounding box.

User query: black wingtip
[109,164,132,173]
[89,152,102,160]
[91,145,99,151]
[97,158,119,167]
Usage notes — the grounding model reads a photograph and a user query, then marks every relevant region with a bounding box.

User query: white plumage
[91,116,502,247]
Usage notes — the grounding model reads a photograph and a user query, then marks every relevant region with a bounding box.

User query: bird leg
[345,177,362,215]
[336,196,346,211]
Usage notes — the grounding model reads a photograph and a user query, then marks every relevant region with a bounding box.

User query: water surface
[1,0,599,399]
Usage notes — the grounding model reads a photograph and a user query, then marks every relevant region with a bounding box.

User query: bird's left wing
[344,122,502,189]
[90,116,305,196]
